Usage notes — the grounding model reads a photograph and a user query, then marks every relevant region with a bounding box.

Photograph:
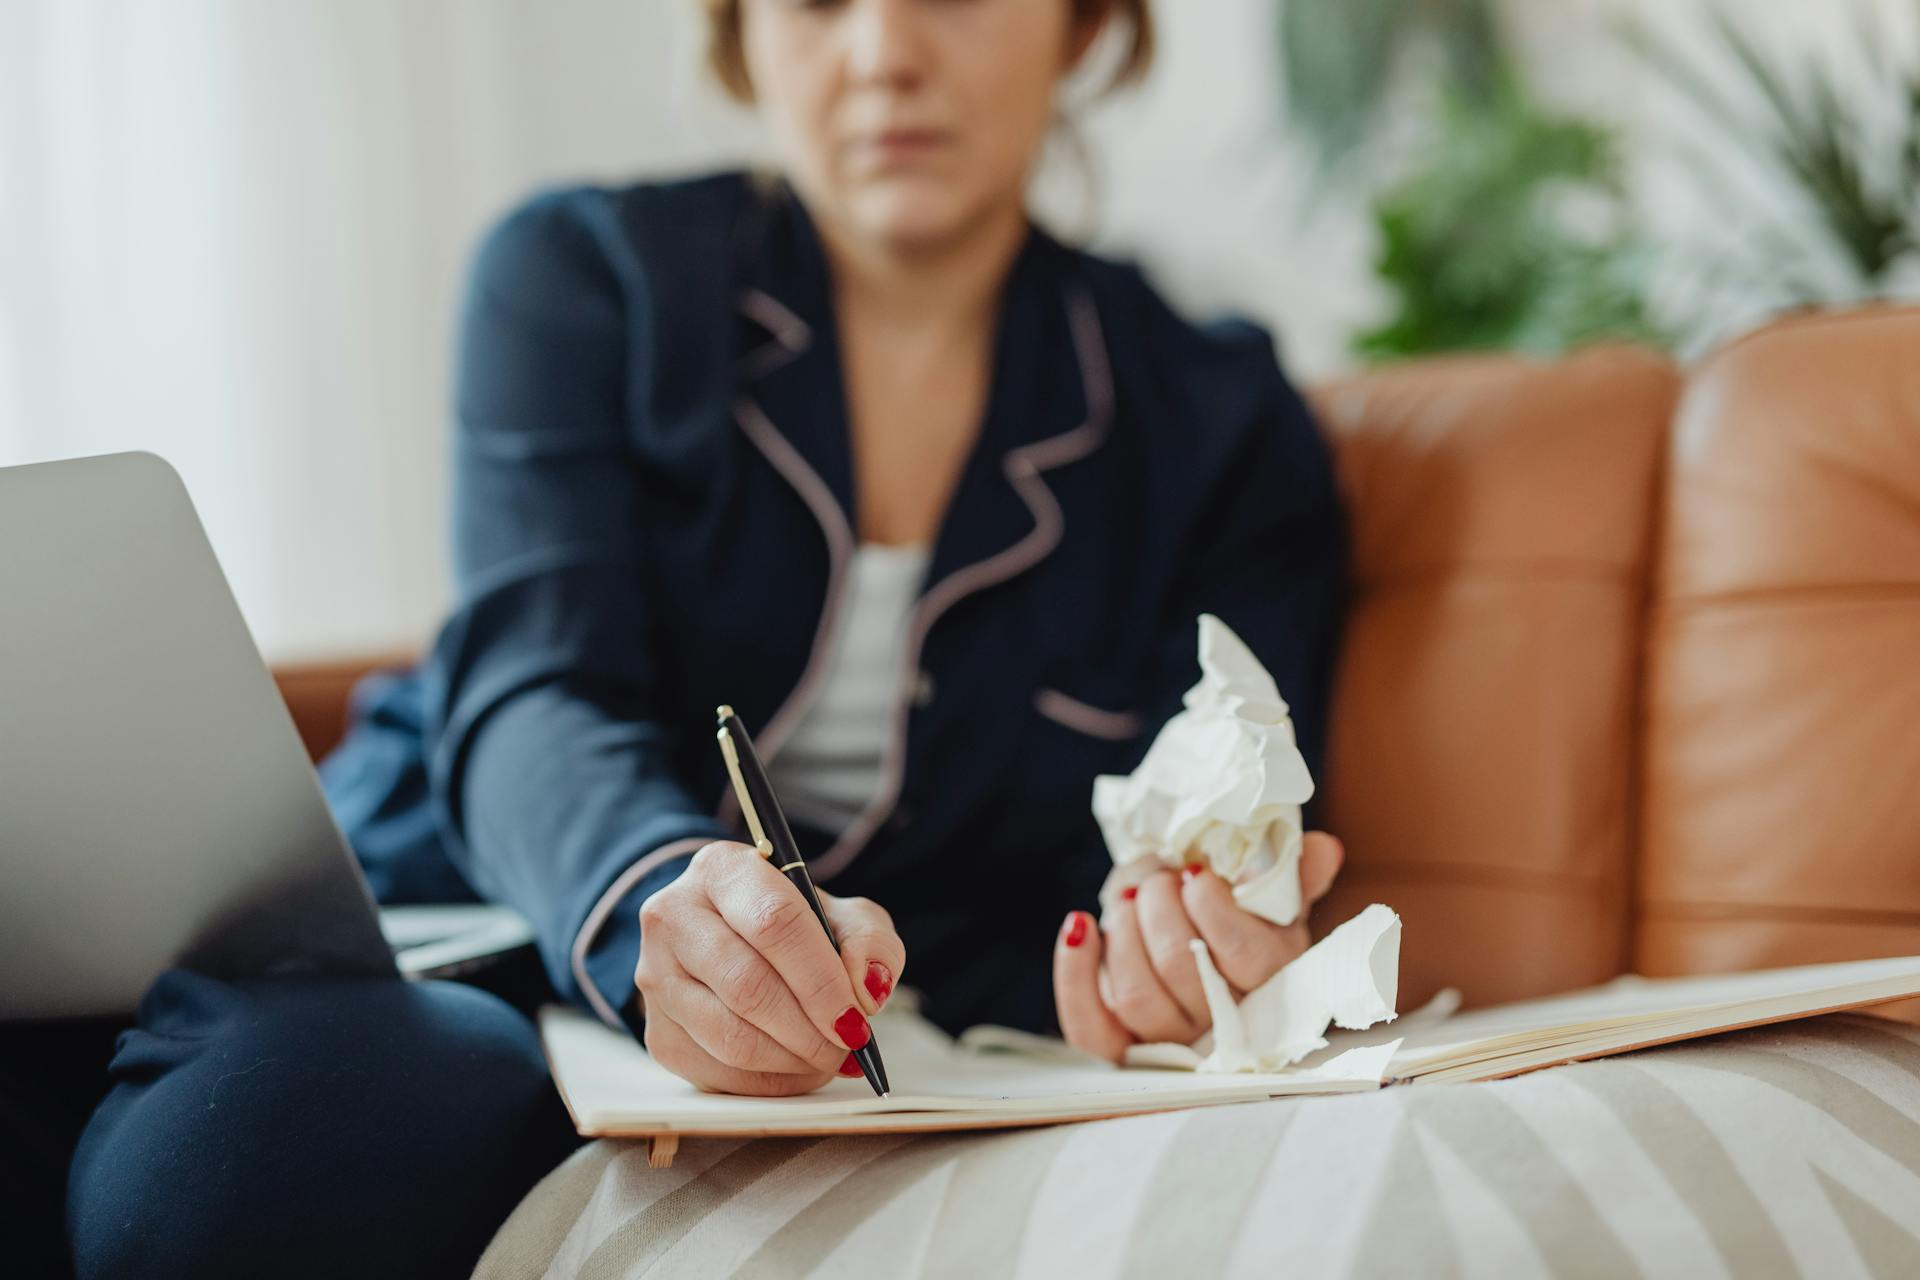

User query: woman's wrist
[572,836,715,1030]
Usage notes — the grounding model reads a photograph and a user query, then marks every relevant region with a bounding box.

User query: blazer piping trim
[570,834,712,1029]
[723,393,858,832]
[1033,688,1145,741]
[738,287,813,380]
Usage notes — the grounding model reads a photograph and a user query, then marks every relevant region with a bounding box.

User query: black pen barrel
[718,709,891,1096]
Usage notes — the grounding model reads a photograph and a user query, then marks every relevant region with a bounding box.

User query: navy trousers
[46,970,581,1278]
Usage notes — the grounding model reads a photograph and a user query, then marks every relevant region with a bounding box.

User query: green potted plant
[1275,0,1662,359]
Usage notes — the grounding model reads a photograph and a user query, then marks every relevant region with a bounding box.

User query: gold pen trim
[775,860,805,873]
[716,726,770,850]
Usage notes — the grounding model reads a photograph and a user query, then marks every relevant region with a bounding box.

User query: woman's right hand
[633,840,906,1095]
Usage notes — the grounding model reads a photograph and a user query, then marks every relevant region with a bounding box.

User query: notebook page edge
[1386,964,1920,1083]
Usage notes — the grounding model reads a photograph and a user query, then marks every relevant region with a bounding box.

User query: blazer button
[911,670,936,708]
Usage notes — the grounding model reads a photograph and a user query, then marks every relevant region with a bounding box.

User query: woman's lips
[858,129,952,162]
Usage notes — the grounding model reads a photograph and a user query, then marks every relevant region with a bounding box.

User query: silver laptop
[0,452,527,1021]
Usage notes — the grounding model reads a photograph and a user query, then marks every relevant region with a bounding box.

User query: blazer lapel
[735,188,857,525]
[726,182,1118,880]
[918,231,1097,593]
[733,183,1112,609]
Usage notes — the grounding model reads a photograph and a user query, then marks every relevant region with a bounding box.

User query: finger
[1299,832,1345,906]
[820,892,907,1017]
[673,906,846,1073]
[1132,871,1211,1025]
[1052,910,1132,1062]
[707,852,871,1055]
[1101,891,1202,1043]
[1181,867,1309,992]
[642,1006,837,1098]
[656,966,827,1075]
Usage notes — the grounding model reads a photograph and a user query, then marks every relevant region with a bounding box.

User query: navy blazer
[419,171,1346,1038]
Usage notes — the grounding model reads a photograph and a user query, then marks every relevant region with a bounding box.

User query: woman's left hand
[1053,831,1345,1062]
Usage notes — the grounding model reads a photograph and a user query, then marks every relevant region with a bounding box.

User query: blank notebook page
[541,1000,1387,1138]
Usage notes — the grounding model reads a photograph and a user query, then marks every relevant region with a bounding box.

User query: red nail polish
[1062,912,1089,948]
[838,1052,862,1078]
[834,1006,871,1050]
[1120,885,1138,901]
[864,961,892,1004]
[1181,865,1200,883]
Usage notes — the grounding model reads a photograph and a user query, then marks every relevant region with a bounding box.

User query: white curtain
[0,1,764,659]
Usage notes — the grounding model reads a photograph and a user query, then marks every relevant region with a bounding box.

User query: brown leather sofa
[276,305,1920,1014]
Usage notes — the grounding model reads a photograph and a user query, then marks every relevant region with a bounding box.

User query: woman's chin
[839,181,1000,255]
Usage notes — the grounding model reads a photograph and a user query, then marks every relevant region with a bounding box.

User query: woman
[60,0,1346,1274]
[424,0,1347,1097]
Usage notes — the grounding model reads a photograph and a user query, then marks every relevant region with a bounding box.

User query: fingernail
[1120,885,1138,901]
[838,1052,862,1078]
[1062,911,1089,948]
[864,961,892,1005]
[1181,865,1200,883]
[834,1006,871,1050]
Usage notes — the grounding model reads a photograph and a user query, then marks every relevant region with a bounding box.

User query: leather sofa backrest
[1639,307,1920,995]
[1312,347,1679,1009]
[276,655,411,762]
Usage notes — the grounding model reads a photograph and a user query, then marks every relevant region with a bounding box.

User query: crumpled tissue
[1092,613,1315,925]
[1122,904,1402,1074]
[1094,614,1402,1077]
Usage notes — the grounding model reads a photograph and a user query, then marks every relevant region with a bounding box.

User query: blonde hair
[698,0,1155,103]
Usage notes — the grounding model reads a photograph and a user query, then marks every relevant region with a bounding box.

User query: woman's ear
[1062,5,1107,77]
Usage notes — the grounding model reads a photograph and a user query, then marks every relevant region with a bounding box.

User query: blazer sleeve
[421,191,730,1033]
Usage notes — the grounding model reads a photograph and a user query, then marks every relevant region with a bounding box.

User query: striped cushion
[476,1015,1920,1278]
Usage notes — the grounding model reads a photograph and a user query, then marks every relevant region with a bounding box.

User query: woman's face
[740,0,1091,252]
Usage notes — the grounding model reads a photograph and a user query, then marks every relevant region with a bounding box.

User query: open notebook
[541,996,1397,1141]
[541,953,1920,1143]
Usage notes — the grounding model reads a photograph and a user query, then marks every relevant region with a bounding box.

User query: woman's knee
[68,971,578,1280]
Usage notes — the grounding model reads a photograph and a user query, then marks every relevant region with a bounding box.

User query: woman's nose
[843,0,929,89]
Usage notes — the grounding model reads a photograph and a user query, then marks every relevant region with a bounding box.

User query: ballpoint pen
[715,705,891,1097]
